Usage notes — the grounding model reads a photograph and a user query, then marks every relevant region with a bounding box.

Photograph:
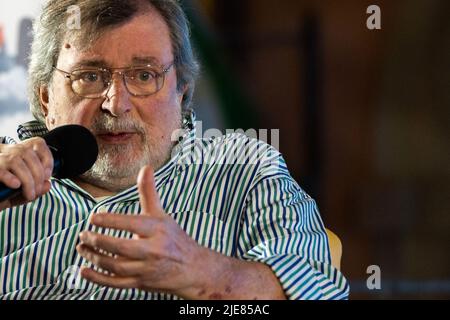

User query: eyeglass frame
[52,62,174,98]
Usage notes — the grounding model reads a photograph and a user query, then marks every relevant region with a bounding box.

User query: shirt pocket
[168,210,234,256]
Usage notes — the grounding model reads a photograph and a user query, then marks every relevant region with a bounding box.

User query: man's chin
[95,158,144,178]
[80,164,140,193]
[78,151,144,184]
[96,145,148,174]
[77,141,173,192]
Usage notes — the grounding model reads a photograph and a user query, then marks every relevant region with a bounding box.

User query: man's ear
[39,85,49,117]
[178,85,188,106]
[39,85,55,129]
[39,85,55,127]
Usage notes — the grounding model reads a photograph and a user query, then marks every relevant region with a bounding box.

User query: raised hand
[76,165,208,296]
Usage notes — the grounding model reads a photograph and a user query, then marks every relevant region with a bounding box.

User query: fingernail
[11,177,21,188]
[46,168,52,178]
[79,232,86,241]
[90,215,101,224]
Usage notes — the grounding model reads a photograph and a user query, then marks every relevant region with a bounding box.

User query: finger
[40,179,52,196]
[137,165,163,217]
[79,230,151,259]
[22,148,46,195]
[0,169,21,189]
[8,158,36,200]
[77,244,146,277]
[89,213,157,238]
[30,138,54,179]
[6,179,51,209]
[79,266,138,289]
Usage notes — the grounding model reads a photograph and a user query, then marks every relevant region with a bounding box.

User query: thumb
[137,165,163,216]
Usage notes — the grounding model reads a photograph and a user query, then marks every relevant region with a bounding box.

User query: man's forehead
[67,55,163,69]
[57,10,173,69]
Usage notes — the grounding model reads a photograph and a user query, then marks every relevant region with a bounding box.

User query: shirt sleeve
[0,136,17,144]
[237,146,350,300]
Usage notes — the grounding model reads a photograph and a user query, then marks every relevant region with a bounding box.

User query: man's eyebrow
[131,56,161,66]
[68,57,162,69]
[71,59,107,69]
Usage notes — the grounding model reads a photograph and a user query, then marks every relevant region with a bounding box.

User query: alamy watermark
[366,265,381,290]
[366,5,381,30]
[66,4,382,31]
[170,121,281,167]
[66,5,81,30]
[60,265,83,289]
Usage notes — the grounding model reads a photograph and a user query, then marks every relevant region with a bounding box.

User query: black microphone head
[43,125,98,179]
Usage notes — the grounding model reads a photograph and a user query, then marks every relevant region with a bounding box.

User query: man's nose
[101,73,132,117]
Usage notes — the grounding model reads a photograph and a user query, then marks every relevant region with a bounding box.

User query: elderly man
[0,0,348,300]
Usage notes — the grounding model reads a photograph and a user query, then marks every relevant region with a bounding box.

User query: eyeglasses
[53,62,174,98]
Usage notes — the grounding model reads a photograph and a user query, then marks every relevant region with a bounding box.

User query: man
[0,0,349,300]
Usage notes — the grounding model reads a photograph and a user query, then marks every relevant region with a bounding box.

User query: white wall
[0,1,44,141]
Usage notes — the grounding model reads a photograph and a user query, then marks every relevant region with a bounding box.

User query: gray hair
[28,0,199,122]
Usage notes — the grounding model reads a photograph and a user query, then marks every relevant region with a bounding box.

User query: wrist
[176,246,234,300]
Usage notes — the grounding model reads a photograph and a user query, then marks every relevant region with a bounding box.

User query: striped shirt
[0,110,349,300]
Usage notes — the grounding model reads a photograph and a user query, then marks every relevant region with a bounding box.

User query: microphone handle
[0,185,21,203]
[0,158,61,203]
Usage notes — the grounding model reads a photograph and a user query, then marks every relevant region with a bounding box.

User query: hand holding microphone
[0,125,98,210]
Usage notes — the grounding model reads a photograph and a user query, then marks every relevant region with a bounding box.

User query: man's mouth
[96,131,137,143]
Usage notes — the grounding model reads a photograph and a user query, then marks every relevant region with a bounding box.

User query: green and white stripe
[0,112,349,300]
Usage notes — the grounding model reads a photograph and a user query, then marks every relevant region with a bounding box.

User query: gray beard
[79,113,181,193]
[81,142,149,192]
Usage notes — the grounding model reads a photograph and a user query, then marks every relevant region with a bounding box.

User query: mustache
[90,115,146,136]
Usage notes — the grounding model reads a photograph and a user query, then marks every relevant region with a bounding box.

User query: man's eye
[136,70,156,82]
[80,72,101,82]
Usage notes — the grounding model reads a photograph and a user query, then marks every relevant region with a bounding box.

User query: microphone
[0,124,99,202]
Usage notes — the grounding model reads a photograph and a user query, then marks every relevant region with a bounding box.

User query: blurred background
[1,0,449,299]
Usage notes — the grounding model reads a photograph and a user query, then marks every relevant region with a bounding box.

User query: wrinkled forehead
[60,1,139,49]
[57,9,173,68]
[63,3,168,51]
